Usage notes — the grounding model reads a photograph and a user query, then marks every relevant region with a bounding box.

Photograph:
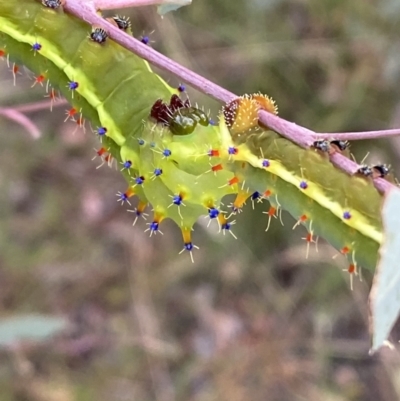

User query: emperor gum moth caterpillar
[0,0,386,269]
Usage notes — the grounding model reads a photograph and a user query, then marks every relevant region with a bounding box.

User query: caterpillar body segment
[230,160,379,271]
[242,129,383,234]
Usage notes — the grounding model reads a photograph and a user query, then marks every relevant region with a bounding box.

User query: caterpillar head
[150,95,209,135]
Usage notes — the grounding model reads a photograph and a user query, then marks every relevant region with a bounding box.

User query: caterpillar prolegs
[0,0,385,270]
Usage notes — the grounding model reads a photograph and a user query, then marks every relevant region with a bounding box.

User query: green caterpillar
[0,0,385,270]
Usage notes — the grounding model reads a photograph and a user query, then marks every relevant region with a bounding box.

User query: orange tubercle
[218,213,228,226]
[125,188,135,198]
[137,200,147,213]
[233,192,250,209]
[153,211,165,224]
[181,227,192,244]
[251,93,278,116]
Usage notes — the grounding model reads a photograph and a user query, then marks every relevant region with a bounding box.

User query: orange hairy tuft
[251,93,278,116]
[223,93,278,134]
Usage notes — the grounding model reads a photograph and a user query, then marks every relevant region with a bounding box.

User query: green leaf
[157,0,192,15]
[0,314,68,346]
[370,188,400,352]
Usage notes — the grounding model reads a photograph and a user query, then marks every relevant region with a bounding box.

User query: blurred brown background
[1,0,400,400]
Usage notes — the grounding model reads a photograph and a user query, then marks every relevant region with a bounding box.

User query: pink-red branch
[12,98,67,113]
[314,129,400,141]
[93,0,181,9]
[0,107,41,139]
[63,0,396,195]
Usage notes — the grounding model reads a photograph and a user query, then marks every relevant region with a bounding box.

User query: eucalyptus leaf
[0,314,68,346]
[157,0,192,15]
[370,188,400,352]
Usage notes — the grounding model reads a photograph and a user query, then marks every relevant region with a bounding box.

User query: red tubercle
[211,163,223,172]
[44,87,56,101]
[47,88,57,99]
[263,189,272,198]
[66,107,77,117]
[228,176,239,186]
[96,147,107,157]
[32,74,46,87]
[293,214,308,229]
[44,88,59,111]
[305,233,313,243]
[208,149,220,157]
[104,154,113,163]
[263,205,278,232]
[302,223,318,259]
[75,115,85,128]
[340,246,351,255]
[343,261,358,290]
[64,107,80,123]
[92,147,111,168]
[71,113,86,134]
[299,214,307,222]
[11,63,20,85]
[348,264,356,274]
[0,49,6,57]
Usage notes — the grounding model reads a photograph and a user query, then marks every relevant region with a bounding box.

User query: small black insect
[357,165,373,177]
[112,15,131,31]
[90,28,108,44]
[42,0,65,9]
[313,140,330,153]
[372,164,390,178]
[330,140,350,152]
[356,164,390,179]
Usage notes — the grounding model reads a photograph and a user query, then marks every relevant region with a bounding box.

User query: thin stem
[314,128,400,141]
[329,152,392,194]
[13,98,67,113]
[94,0,190,11]
[0,108,41,139]
[63,0,398,194]
[258,109,315,148]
